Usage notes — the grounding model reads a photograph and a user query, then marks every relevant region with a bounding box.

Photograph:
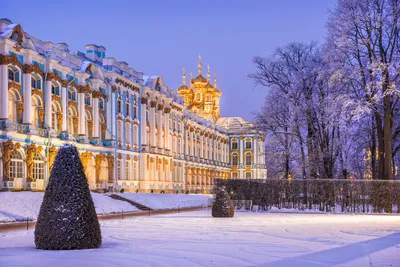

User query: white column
[111,89,116,138]
[45,80,52,128]
[254,137,258,166]
[78,92,85,135]
[240,138,244,165]
[164,109,170,150]
[23,72,32,124]
[200,135,204,159]
[122,158,126,181]
[61,86,67,131]
[185,127,189,157]
[190,130,194,157]
[149,102,156,147]
[0,65,8,120]
[93,97,99,138]
[106,86,112,140]
[140,99,147,146]
[157,107,163,148]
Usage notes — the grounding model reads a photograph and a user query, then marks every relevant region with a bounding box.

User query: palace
[0,19,267,193]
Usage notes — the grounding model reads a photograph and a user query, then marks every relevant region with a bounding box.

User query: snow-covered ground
[115,193,212,210]
[0,211,399,266]
[0,192,139,222]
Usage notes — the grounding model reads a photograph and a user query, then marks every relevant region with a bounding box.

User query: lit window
[33,153,45,180]
[85,94,91,105]
[10,150,23,179]
[232,153,238,166]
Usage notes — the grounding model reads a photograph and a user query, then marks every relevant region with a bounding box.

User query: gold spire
[207,65,210,81]
[182,67,186,85]
[213,71,217,88]
[190,71,193,80]
[197,54,202,74]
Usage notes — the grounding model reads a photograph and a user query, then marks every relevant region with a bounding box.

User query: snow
[1,211,399,266]
[115,193,212,210]
[0,192,139,222]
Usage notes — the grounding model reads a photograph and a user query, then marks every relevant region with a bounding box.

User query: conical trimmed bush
[212,186,234,218]
[35,145,102,250]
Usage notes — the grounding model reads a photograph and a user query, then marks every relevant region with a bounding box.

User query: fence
[214,179,400,213]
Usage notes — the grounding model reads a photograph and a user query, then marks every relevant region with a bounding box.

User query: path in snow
[0,211,399,266]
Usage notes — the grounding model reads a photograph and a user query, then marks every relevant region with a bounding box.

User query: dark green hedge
[214,179,400,213]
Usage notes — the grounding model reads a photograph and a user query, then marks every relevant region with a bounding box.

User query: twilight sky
[3,0,337,121]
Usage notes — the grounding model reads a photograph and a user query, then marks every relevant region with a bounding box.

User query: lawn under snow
[115,193,212,210]
[1,211,399,267]
[0,192,139,222]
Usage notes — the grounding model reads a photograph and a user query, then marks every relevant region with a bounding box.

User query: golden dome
[178,84,189,91]
[191,74,208,84]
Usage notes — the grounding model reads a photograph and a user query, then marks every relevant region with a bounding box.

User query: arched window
[52,102,61,132]
[85,110,92,138]
[32,96,42,128]
[68,89,77,101]
[10,150,23,179]
[232,153,238,166]
[8,66,19,83]
[246,152,252,166]
[31,74,42,89]
[33,153,45,180]
[68,106,77,135]
[11,31,19,42]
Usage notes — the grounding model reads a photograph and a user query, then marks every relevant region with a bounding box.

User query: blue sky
[3,0,337,121]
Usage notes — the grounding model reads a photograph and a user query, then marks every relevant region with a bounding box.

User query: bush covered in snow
[35,145,102,250]
[214,179,400,213]
[212,186,234,218]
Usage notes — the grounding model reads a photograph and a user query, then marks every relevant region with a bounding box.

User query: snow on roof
[0,23,17,38]
[216,117,255,133]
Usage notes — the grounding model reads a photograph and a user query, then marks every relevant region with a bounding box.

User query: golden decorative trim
[112,85,117,93]
[48,146,58,172]
[78,83,91,94]
[92,90,105,99]
[107,154,114,182]
[157,104,164,110]
[163,107,171,113]
[52,95,61,102]
[126,155,131,160]
[8,81,22,91]
[46,71,61,83]
[0,53,22,68]
[81,151,93,172]
[115,77,140,92]
[26,143,42,182]
[150,101,157,108]
[2,140,15,181]
[23,63,43,76]
[95,153,106,182]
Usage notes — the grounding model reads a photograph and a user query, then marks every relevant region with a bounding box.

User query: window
[132,162,137,180]
[8,67,19,82]
[126,160,130,180]
[85,94,91,105]
[126,102,130,116]
[246,172,252,179]
[117,97,122,113]
[51,84,60,95]
[246,153,252,166]
[133,106,137,119]
[117,120,122,142]
[232,172,238,178]
[196,92,201,101]
[11,31,19,42]
[31,76,41,89]
[232,141,238,150]
[33,153,45,180]
[68,89,77,101]
[99,99,104,110]
[117,159,122,180]
[246,141,252,149]
[10,150,23,179]
[133,126,137,145]
[125,123,130,144]
[232,153,238,166]
[206,95,211,102]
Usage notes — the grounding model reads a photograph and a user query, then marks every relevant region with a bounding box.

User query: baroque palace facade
[0,19,267,193]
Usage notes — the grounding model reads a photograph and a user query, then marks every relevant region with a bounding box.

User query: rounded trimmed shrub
[35,145,102,250]
[212,186,234,218]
